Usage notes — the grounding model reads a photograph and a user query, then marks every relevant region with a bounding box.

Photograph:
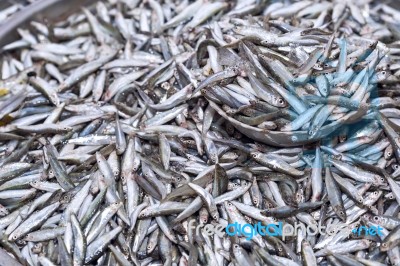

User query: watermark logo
[189,220,383,240]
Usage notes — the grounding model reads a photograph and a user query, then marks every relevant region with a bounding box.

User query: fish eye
[374,216,379,221]
[27,71,37,77]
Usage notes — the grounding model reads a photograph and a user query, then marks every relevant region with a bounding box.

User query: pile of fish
[0,0,400,265]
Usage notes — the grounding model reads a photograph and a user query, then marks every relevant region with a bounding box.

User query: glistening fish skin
[0,0,399,265]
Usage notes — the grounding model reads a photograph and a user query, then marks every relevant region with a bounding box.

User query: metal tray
[0,0,97,48]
